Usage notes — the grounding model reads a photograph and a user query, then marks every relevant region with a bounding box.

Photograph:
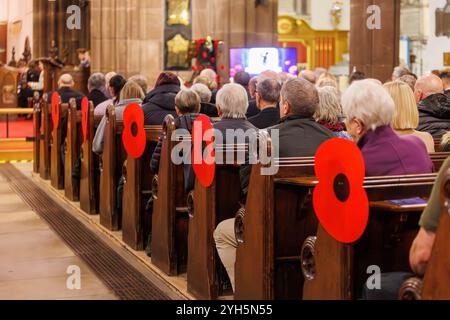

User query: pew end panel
[64,102,82,201]
[50,103,69,190]
[39,99,53,180]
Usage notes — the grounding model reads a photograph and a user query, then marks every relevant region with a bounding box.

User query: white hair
[216,83,249,119]
[342,79,395,131]
[191,83,212,103]
[200,69,217,83]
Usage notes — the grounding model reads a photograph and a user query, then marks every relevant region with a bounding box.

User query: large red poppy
[81,97,89,142]
[51,92,60,129]
[122,103,146,159]
[313,138,369,244]
[192,115,215,188]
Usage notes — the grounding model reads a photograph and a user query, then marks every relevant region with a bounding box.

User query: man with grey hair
[191,83,218,117]
[299,69,317,84]
[248,78,281,129]
[129,74,149,95]
[87,72,108,107]
[392,66,411,81]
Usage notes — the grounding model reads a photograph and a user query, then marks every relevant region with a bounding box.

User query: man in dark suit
[248,78,281,129]
[87,73,108,107]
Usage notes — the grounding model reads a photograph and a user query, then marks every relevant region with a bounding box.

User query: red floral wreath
[313,138,369,244]
[122,103,146,159]
[81,97,89,142]
[51,92,60,130]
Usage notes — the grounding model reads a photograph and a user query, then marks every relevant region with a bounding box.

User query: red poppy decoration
[51,92,60,130]
[313,138,369,244]
[81,97,89,142]
[122,103,146,159]
[192,115,215,188]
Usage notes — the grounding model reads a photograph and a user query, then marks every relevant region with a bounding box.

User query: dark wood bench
[187,144,247,300]
[79,102,103,215]
[430,152,449,171]
[99,105,126,231]
[399,170,450,300]
[234,156,316,300]
[39,98,53,180]
[151,115,190,276]
[32,97,41,174]
[297,174,437,300]
[64,100,82,201]
[122,125,162,250]
[50,102,69,190]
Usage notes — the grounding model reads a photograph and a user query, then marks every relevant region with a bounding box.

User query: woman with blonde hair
[384,81,435,153]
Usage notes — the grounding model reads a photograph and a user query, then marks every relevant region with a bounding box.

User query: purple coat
[357,126,434,177]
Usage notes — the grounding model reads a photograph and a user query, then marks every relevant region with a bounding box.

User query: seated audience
[150,88,201,192]
[299,69,316,84]
[103,72,117,99]
[94,74,126,116]
[191,83,218,117]
[247,75,261,118]
[415,73,450,138]
[18,60,44,108]
[392,66,411,81]
[234,71,251,98]
[200,68,218,103]
[129,74,149,97]
[54,74,84,107]
[316,72,339,89]
[362,156,450,300]
[399,74,417,92]
[315,86,351,139]
[440,71,450,97]
[142,72,181,125]
[342,79,433,177]
[87,73,108,107]
[248,78,281,129]
[214,79,335,291]
[93,81,145,155]
[348,70,366,85]
[384,81,435,152]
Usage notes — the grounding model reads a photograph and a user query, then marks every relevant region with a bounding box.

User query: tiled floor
[0,165,118,300]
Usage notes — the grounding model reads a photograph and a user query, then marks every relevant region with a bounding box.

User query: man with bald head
[415,73,450,138]
[56,74,84,108]
[299,69,317,84]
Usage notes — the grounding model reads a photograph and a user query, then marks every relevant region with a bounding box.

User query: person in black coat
[415,74,450,139]
[142,72,181,125]
[191,83,218,117]
[87,73,108,107]
[55,74,85,107]
[248,78,281,129]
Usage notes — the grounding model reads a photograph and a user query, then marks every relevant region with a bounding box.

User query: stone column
[90,0,165,86]
[349,0,401,82]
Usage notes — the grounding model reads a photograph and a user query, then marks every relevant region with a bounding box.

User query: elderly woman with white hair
[315,86,350,139]
[191,83,218,117]
[342,79,433,177]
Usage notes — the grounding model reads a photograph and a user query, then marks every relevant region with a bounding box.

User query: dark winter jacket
[417,93,450,139]
[142,84,180,125]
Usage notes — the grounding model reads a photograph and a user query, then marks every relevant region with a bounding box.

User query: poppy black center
[333,173,350,202]
[131,122,138,137]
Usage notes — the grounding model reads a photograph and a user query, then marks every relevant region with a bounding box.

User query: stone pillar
[349,0,401,82]
[90,0,165,86]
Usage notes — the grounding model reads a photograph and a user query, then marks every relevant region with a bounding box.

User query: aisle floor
[0,164,118,300]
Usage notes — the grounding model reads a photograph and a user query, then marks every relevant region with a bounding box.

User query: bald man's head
[299,70,317,84]
[414,74,444,103]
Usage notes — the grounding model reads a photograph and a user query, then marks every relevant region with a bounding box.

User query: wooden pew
[299,174,437,300]
[234,157,316,300]
[434,138,443,153]
[187,145,248,300]
[430,152,449,171]
[50,102,69,190]
[39,98,53,180]
[79,102,102,215]
[32,97,41,174]
[399,171,450,300]
[151,115,190,276]
[64,100,82,201]
[99,105,126,231]
[122,125,162,250]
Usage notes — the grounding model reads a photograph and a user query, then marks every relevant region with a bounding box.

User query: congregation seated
[142,72,180,125]
[316,72,339,89]
[298,69,316,84]
[199,69,218,104]
[129,74,149,97]
[87,73,108,107]
[247,78,280,129]
[150,88,200,191]
[342,79,433,177]
[214,78,335,291]
[384,81,435,153]
[191,83,218,117]
[440,71,450,97]
[246,76,260,119]
[315,86,351,139]
[392,65,412,81]
[94,72,118,115]
[93,80,145,155]
[399,74,417,92]
[415,73,450,139]
[362,156,450,300]
[94,74,127,117]
[54,74,84,107]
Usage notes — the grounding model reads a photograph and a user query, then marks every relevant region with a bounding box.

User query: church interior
[0,0,449,303]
